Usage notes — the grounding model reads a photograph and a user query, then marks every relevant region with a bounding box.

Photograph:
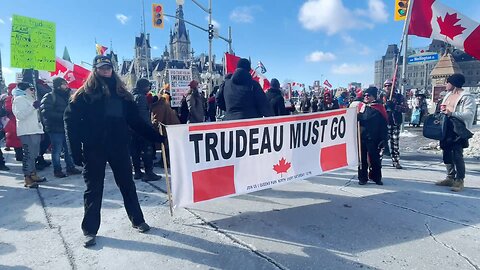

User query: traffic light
[152,4,164,29]
[394,0,409,21]
[208,24,214,40]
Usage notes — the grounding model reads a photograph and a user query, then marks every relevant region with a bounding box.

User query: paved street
[1,127,479,270]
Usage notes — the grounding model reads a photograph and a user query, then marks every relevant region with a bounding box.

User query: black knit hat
[270,78,280,89]
[237,58,251,70]
[446,73,465,88]
[364,86,378,98]
[17,82,34,91]
[53,77,67,89]
[136,78,151,89]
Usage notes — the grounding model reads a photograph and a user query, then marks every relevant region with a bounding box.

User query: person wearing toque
[357,86,389,186]
[64,55,166,248]
[435,73,476,192]
[12,82,47,188]
[216,58,273,120]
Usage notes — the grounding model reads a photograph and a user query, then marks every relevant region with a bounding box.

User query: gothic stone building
[120,4,223,92]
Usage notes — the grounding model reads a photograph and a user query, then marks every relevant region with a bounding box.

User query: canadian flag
[39,57,91,89]
[408,0,480,60]
[225,53,270,91]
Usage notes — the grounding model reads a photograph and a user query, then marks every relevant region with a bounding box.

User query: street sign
[408,53,439,65]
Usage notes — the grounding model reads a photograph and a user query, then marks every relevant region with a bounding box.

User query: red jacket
[4,84,22,148]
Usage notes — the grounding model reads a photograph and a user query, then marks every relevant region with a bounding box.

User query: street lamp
[175,0,213,96]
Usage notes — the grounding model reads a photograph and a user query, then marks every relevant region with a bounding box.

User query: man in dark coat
[131,78,161,181]
[216,58,273,120]
[357,87,388,185]
[64,55,165,247]
[40,77,81,178]
[265,78,288,116]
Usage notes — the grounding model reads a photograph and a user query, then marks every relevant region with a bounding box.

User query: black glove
[378,140,386,149]
[152,95,159,104]
[32,100,41,109]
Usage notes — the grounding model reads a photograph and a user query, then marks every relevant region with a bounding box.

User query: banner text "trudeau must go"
[189,116,347,164]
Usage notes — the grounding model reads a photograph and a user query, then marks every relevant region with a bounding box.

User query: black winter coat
[358,103,388,144]
[40,88,71,133]
[131,88,152,126]
[265,88,288,116]
[216,69,273,121]
[64,80,164,164]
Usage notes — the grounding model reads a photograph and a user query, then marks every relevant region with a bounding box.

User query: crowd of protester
[0,55,475,247]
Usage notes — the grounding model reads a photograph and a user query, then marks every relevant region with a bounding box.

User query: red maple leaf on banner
[437,13,466,40]
[273,158,291,174]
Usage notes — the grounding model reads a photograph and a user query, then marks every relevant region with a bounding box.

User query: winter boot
[24,175,39,188]
[66,167,82,176]
[54,170,67,178]
[133,169,143,180]
[83,234,96,248]
[142,170,161,182]
[0,164,10,171]
[133,222,151,233]
[393,162,403,169]
[435,176,454,186]
[30,173,47,183]
[451,179,464,192]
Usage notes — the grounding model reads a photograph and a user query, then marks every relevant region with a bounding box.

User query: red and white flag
[225,53,270,91]
[39,57,91,89]
[323,80,332,88]
[408,0,480,60]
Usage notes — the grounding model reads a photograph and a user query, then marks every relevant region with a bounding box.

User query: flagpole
[401,0,415,97]
[391,0,415,99]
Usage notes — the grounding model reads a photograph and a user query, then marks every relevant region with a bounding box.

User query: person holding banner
[64,55,166,247]
[357,86,389,186]
[216,58,273,120]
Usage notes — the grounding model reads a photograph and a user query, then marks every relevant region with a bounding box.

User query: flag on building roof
[408,0,480,60]
[95,44,108,56]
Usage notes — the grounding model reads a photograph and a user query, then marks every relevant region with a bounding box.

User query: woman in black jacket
[357,87,388,185]
[64,55,165,247]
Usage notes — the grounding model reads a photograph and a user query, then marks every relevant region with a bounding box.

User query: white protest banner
[168,69,192,107]
[166,108,358,208]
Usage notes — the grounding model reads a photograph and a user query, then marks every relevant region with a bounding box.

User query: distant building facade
[374,40,480,94]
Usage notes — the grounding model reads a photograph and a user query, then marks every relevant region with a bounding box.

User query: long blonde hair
[71,69,133,102]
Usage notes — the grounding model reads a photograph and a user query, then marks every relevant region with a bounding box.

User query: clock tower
[170,4,191,61]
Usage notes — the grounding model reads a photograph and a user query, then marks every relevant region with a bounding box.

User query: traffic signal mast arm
[162,13,232,44]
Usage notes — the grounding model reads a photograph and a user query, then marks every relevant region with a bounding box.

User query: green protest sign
[10,15,56,71]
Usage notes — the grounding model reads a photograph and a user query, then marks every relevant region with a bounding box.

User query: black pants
[358,139,382,182]
[82,146,145,235]
[130,134,153,172]
[441,142,465,180]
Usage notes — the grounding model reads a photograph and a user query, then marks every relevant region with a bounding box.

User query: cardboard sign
[11,15,56,71]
